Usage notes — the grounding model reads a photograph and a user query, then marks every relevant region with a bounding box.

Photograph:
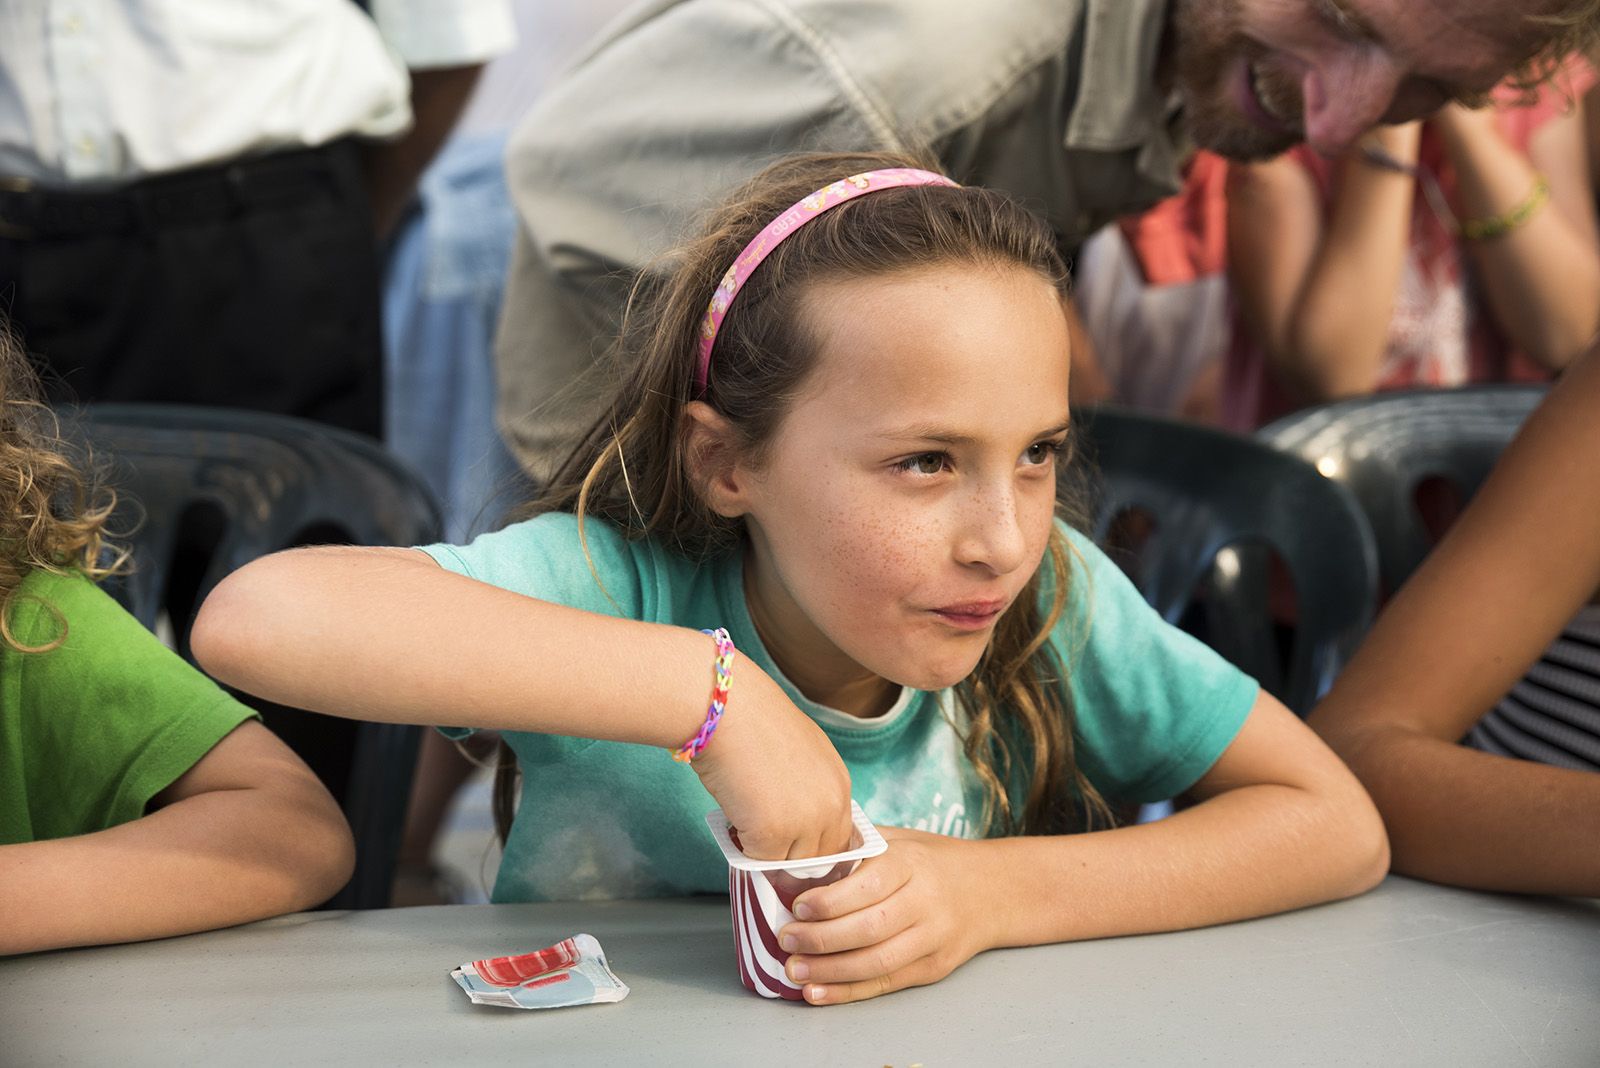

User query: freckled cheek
[804,498,946,611]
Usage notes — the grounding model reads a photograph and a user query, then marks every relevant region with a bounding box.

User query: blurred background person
[490,0,1596,481]
[0,0,514,440]
[0,1,515,870]
[1224,63,1600,432]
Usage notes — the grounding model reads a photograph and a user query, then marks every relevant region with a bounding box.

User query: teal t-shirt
[422,514,1258,903]
[0,569,257,845]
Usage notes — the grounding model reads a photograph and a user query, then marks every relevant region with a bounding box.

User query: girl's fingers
[788,853,910,924]
[800,951,944,1006]
[781,891,913,956]
[788,833,823,863]
[784,926,927,986]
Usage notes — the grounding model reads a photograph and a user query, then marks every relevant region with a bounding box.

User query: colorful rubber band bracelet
[671,627,735,763]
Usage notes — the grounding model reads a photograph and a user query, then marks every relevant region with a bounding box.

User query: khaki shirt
[497,0,1185,476]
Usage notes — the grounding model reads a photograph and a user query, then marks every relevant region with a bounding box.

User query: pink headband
[694,167,960,397]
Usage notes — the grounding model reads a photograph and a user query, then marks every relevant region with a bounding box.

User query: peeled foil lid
[704,800,887,877]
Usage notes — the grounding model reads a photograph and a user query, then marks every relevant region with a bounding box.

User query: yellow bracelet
[1458,175,1549,241]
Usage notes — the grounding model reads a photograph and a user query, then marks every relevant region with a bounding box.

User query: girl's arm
[1433,100,1600,371]
[1304,343,1600,895]
[777,689,1387,1005]
[0,721,352,956]
[191,546,855,861]
[1227,123,1420,403]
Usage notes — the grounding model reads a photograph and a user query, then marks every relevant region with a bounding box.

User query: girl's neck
[741,552,901,719]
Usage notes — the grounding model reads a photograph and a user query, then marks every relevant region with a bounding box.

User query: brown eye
[1024,440,1066,466]
[897,452,948,475]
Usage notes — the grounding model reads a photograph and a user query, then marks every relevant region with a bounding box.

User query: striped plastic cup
[705,802,888,1001]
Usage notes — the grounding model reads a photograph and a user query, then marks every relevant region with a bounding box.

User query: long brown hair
[493,151,1113,841]
[0,324,125,651]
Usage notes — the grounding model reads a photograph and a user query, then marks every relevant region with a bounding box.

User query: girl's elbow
[191,559,283,684]
[298,804,357,908]
[274,782,357,911]
[1328,780,1391,898]
[1525,321,1600,374]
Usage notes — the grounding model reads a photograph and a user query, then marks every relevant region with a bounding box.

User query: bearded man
[493,0,1598,477]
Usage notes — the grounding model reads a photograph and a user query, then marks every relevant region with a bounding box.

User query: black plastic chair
[1071,406,1379,714]
[76,404,445,909]
[1257,385,1547,592]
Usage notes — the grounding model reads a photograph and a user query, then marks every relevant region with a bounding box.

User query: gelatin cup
[704,802,888,1000]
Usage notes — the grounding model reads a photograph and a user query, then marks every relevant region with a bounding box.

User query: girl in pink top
[1224,64,1600,431]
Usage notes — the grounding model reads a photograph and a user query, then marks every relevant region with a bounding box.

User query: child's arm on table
[1306,343,1600,896]
[778,689,1387,1005]
[192,546,854,861]
[0,720,352,956]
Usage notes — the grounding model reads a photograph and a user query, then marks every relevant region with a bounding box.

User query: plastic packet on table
[705,801,888,1001]
[451,933,629,1009]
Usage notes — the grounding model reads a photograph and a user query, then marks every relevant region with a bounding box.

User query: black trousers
[0,139,382,437]
[0,141,385,804]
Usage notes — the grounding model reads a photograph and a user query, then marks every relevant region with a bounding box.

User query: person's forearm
[977,783,1385,948]
[1438,115,1600,370]
[1309,344,1600,894]
[1324,727,1600,894]
[192,547,758,749]
[1278,156,1415,401]
[0,787,350,956]
[360,65,485,239]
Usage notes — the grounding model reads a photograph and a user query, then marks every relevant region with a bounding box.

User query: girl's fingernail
[806,984,827,1004]
[780,934,797,952]
[794,902,814,920]
[789,959,810,981]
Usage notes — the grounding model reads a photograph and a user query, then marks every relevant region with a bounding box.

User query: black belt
[0,139,359,241]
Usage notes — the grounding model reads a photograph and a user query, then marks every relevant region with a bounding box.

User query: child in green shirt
[0,328,353,956]
[196,153,1388,1005]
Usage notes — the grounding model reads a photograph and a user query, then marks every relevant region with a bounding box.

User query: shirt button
[76,135,97,156]
[63,13,83,34]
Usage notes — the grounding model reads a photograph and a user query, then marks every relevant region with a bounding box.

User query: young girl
[0,327,354,956]
[194,152,1387,1005]
[1225,64,1599,428]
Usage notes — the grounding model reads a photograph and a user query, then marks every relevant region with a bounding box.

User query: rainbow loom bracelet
[671,628,736,763]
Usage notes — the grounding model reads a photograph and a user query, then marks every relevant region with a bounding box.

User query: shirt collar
[1063,0,1188,196]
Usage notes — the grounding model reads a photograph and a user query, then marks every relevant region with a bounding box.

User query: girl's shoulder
[418,512,731,621]
[4,568,118,651]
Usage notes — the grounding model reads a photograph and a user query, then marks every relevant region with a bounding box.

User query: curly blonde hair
[0,325,125,652]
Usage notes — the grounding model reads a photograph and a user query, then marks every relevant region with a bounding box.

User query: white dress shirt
[0,0,516,185]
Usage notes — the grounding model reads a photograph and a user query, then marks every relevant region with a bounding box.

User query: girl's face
[730,262,1071,714]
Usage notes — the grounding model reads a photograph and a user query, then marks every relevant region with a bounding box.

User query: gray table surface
[2,876,1596,1067]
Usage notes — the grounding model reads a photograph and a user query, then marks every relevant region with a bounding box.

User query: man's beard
[1167,0,1306,162]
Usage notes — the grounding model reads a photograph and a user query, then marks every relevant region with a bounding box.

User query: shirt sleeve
[418,512,651,616]
[370,0,518,69]
[493,0,906,470]
[16,573,257,842]
[1048,525,1259,804]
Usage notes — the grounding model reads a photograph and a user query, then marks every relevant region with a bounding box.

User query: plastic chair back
[77,404,445,909]
[1258,386,1547,592]
[1072,406,1379,714]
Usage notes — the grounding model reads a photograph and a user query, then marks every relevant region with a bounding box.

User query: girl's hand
[776,827,999,1006]
[690,667,855,861]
